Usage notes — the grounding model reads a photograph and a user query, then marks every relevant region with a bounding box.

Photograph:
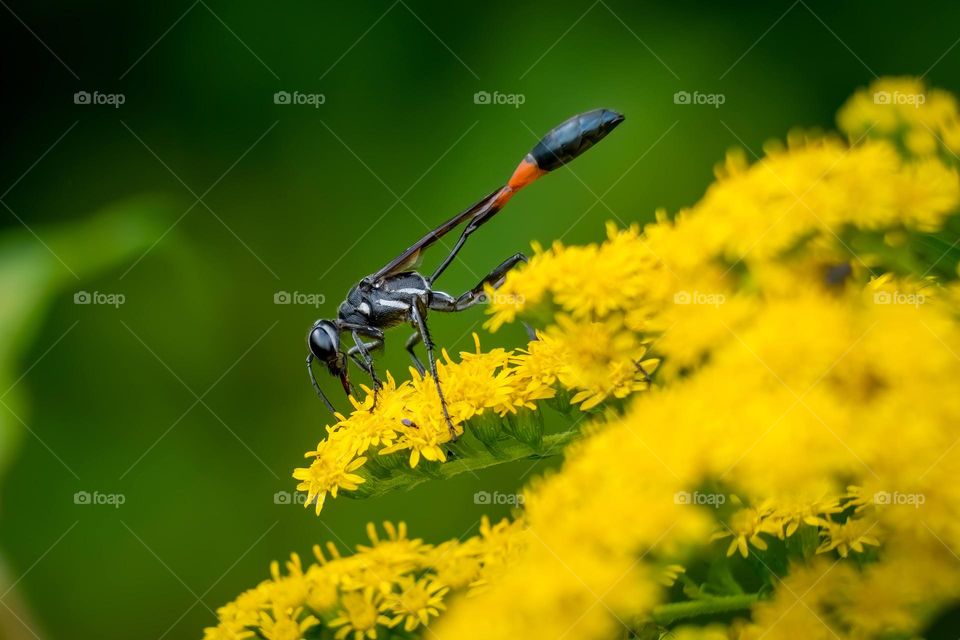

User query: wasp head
[308,320,350,395]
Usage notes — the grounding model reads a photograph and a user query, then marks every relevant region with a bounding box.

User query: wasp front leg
[347,332,384,409]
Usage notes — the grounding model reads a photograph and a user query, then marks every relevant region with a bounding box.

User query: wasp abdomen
[529,108,625,172]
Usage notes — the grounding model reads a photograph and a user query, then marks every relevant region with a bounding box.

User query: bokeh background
[2,1,960,638]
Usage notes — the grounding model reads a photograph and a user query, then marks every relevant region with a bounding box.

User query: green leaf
[346,430,578,500]
[0,196,171,479]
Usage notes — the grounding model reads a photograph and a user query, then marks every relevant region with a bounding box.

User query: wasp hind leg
[410,300,457,439]
[430,252,527,312]
[405,331,426,376]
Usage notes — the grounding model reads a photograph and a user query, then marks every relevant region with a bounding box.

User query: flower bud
[467,409,504,446]
[507,408,544,450]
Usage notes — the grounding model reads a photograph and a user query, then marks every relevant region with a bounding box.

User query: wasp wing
[365,109,625,284]
[364,187,501,283]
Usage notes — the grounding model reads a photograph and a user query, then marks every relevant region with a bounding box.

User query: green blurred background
[2,1,960,637]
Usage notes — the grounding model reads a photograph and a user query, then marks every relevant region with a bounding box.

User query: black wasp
[307,109,625,436]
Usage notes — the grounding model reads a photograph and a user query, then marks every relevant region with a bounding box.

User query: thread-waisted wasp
[307,109,625,436]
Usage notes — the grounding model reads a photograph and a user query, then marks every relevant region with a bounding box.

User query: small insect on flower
[304,110,626,438]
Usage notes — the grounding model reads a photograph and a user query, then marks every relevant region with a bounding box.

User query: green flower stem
[650,593,760,625]
[349,430,579,499]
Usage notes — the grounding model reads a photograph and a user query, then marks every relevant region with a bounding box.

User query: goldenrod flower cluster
[202,519,525,640]
[208,77,960,640]
[294,331,658,513]
[436,78,960,639]
[838,76,960,159]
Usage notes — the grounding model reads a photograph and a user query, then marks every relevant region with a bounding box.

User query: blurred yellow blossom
[203,518,523,640]
[208,77,960,640]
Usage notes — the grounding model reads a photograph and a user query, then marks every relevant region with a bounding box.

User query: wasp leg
[410,300,457,439]
[428,216,483,285]
[634,359,652,383]
[338,322,385,341]
[307,353,338,416]
[430,253,528,312]
[522,322,538,341]
[428,199,515,284]
[349,332,383,410]
[405,332,426,376]
[346,341,381,380]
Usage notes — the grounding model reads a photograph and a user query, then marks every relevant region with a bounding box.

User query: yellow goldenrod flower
[304,568,339,613]
[329,591,390,640]
[712,507,779,558]
[659,563,686,587]
[382,576,449,631]
[204,519,520,640]
[428,541,482,590]
[292,441,366,515]
[838,76,960,161]
[815,517,881,557]
[377,417,449,468]
[741,561,843,640]
[295,328,656,512]
[544,314,657,410]
[347,522,428,595]
[257,606,319,640]
[761,494,842,538]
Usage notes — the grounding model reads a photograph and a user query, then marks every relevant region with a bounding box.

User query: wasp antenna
[307,354,338,416]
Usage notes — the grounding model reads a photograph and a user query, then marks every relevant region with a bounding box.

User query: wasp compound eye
[307,321,340,364]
